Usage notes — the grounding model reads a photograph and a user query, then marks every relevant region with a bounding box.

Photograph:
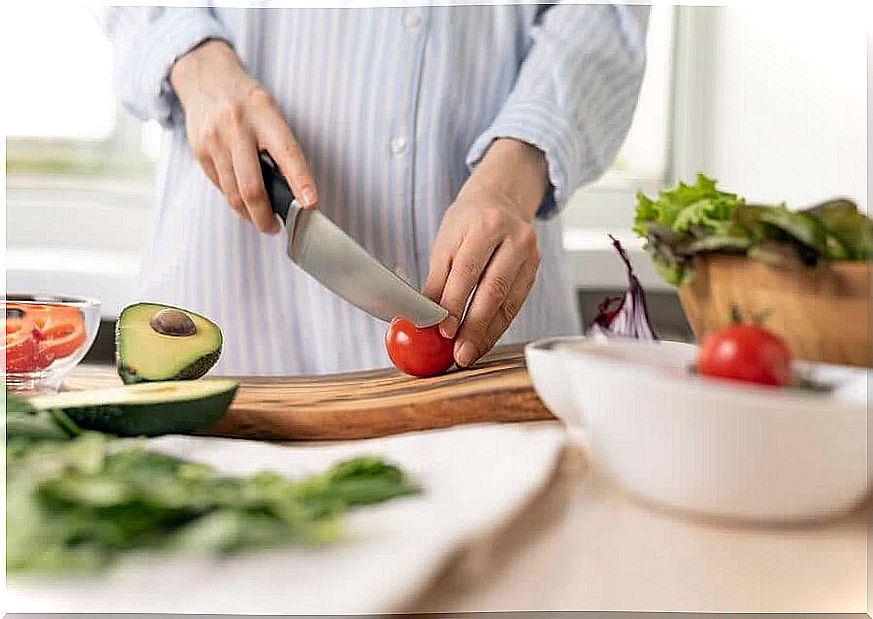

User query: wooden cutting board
[64,344,553,440]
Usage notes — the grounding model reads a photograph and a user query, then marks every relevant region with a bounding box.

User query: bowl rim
[558,338,866,418]
[4,293,101,309]
[526,334,697,355]
[524,335,591,354]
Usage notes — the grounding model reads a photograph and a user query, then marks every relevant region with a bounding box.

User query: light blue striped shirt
[99,4,646,375]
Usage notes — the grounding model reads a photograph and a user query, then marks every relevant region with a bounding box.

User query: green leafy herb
[6,389,81,443]
[6,391,420,574]
[7,389,35,413]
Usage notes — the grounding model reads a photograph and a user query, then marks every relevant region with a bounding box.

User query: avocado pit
[150,308,197,337]
[116,302,222,384]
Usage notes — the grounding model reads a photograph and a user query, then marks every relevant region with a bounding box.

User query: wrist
[169,38,245,106]
[465,138,549,221]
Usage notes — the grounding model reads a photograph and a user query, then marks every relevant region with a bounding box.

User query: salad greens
[6,389,419,574]
[634,174,873,285]
[634,173,744,239]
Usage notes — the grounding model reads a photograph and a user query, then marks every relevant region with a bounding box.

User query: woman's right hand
[169,39,318,234]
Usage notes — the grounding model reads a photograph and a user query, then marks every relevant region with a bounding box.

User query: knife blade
[259,152,449,328]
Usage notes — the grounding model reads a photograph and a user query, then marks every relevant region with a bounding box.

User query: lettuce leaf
[802,199,873,260]
[634,175,871,286]
[633,173,744,237]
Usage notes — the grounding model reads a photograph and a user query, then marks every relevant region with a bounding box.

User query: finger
[462,259,537,368]
[423,237,455,303]
[199,156,220,189]
[437,235,501,341]
[487,259,538,346]
[212,151,248,221]
[191,128,221,189]
[256,108,319,209]
[231,134,280,234]
[453,244,525,367]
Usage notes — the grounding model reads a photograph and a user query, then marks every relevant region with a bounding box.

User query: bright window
[564,4,675,229]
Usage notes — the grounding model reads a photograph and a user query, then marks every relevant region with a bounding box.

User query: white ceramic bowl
[525,336,697,428]
[553,338,869,523]
[524,336,587,427]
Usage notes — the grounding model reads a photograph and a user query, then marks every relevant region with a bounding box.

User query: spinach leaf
[6,390,420,574]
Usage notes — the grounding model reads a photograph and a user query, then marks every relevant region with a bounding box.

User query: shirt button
[390,136,407,154]
[404,10,422,29]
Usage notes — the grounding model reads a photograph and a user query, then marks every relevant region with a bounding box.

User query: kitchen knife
[259,152,449,328]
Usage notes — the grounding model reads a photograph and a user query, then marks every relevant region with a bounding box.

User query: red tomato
[4,319,39,373]
[35,318,87,368]
[385,317,455,377]
[697,323,792,387]
[4,304,87,372]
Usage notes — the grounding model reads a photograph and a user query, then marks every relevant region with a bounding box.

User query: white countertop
[408,436,868,613]
[6,423,568,615]
[5,412,864,614]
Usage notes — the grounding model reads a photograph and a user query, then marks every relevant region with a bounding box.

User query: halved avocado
[29,380,238,436]
[116,303,222,384]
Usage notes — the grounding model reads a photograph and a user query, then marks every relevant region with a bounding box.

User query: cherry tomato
[697,323,792,387]
[385,317,455,377]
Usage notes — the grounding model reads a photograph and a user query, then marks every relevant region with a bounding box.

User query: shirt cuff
[136,12,234,127]
[465,100,580,220]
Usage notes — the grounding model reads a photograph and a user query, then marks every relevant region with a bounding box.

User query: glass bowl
[4,294,101,396]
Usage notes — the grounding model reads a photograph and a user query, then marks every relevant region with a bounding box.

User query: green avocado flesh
[29,380,239,436]
[116,303,222,384]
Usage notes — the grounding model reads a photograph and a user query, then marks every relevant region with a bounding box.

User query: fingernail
[301,186,318,208]
[456,341,476,367]
[440,317,458,339]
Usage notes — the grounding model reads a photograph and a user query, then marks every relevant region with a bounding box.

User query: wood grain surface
[678,255,872,367]
[64,344,554,440]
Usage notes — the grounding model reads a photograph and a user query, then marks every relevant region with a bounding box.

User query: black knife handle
[259,151,294,223]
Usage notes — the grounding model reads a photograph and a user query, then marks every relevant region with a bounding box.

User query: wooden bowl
[677,255,872,367]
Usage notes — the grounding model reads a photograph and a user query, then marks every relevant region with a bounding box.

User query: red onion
[587,235,659,340]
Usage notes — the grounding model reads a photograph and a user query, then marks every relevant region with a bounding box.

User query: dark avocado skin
[61,385,238,437]
[115,303,222,385]
[116,349,222,384]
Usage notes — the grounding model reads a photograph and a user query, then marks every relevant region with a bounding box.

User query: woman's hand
[424,138,549,368]
[170,39,318,234]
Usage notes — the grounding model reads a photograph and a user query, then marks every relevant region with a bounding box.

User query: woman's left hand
[424,138,549,368]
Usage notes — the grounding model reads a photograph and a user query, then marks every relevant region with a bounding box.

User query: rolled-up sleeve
[95,7,234,127]
[466,4,647,219]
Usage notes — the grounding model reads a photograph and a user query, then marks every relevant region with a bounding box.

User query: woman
[99,5,646,375]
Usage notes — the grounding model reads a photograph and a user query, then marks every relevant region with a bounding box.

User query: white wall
[565,5,868,292]
[678,5,867,211]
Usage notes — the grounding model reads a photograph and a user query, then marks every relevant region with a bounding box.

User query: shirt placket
[390,6,429,287]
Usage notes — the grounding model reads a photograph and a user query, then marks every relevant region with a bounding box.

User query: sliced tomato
[36,317,87,367]
[4,311,39,373]
[4,303,87,372]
